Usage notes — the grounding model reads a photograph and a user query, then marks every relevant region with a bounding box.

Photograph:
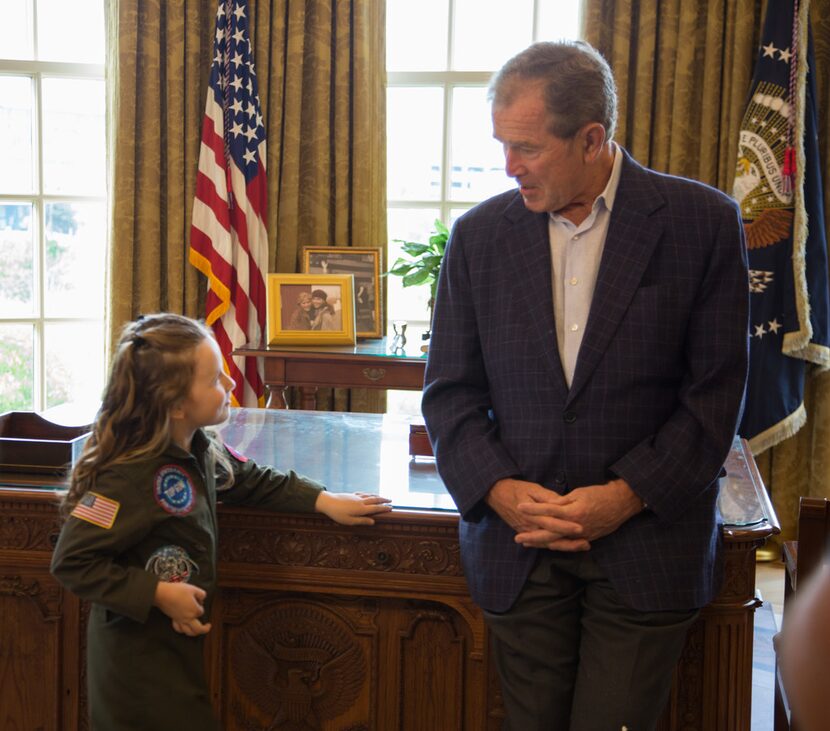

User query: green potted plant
[386,219,448,344]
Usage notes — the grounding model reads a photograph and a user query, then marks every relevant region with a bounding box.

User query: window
[0,0,107,413]
[385,0,581,414]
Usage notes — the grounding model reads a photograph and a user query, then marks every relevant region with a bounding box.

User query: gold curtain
[106,0,387,413]
[582,0,830,539]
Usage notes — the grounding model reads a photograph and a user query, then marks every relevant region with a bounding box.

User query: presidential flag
[189,0,268,407]
[733,0,830,454]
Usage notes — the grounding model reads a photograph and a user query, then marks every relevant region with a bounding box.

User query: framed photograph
[267,273,356,345]
[302,246,382,338]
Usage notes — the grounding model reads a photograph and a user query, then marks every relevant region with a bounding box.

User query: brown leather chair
[774,497,830,731]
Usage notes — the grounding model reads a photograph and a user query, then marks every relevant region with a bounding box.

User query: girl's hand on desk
[315,491,393,525]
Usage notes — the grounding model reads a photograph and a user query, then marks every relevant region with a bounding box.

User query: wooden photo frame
[301,246,382,338]
[267,273,356,345]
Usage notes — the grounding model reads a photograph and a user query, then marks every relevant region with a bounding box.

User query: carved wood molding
[0,502,61,551]
[0,575,62,619]
[219,527,462,577]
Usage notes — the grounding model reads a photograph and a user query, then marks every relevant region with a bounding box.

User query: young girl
[50,313,391,730]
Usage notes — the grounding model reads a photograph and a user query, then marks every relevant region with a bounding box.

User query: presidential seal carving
[231,603,366,729]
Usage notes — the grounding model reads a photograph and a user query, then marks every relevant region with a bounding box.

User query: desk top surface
[0,407,777,534]
[215,408,452,511]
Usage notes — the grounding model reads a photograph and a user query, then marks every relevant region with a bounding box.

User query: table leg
[299,386,318,410]
[265,385,289,409]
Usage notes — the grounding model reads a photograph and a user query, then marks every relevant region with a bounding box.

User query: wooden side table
[233,339,428,409]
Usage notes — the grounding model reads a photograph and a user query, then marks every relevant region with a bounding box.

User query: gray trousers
[484,551,698,731]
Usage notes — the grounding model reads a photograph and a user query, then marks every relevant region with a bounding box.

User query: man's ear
[581,122,607,159]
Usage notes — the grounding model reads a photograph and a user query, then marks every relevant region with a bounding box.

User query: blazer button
[563,411,577,424]
[554,472,566,485]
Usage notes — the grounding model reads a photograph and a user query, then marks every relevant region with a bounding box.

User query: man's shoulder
[621,152,738,214]
[458,188,525,227]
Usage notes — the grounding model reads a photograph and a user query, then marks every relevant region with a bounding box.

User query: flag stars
[230,120,244,138]
[762,42,778,58]
[230,98,243,115]
[768,319,782,334]
[778,47,792,63]
[233,28,245,44]
[234,4,246,19]
[754,323,767,338]
[243,148,256,166]
[231,52,243,68]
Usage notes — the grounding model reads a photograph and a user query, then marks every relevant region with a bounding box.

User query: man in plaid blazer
[421,41,748,731]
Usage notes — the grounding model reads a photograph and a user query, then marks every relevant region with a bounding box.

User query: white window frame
[0,55,107,412]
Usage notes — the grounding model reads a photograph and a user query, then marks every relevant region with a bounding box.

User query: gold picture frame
[267,273,356,345]
[301,246,382,338]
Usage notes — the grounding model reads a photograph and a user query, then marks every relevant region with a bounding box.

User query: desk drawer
[284,360,425,390]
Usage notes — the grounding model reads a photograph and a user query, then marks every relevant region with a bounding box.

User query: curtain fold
[106,0,387,413]
[582,0,830,539]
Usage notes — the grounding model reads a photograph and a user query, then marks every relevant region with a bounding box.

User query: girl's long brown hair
[61,313,232,517]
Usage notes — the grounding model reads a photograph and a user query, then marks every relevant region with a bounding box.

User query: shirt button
[573,234,580,240]
[563,411,576,424]
[569,277,578,285]
[570,323,579,332]
[554,472,566,485]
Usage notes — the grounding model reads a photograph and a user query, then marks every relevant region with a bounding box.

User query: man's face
[492,84,586,215]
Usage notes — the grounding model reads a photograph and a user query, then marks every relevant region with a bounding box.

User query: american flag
[189,0,267,407]
[71,492,120,529]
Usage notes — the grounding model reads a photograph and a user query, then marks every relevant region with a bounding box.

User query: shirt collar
[595,142,622,213]
[549,142,622,225]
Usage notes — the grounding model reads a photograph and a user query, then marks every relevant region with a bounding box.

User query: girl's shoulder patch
[225,443,249,462]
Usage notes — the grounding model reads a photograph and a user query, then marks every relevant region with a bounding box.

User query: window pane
[42,77,106,195]
[537,1,581,41]
[387,207,441,332]
[0,203,35,316]
[386,0,449,72]
[45,321,105,409]
[449,87,510,201]
[44,201,106,317]
[0,0,35,59]
[0,76,34,194]
[36,0,105,64]
[0,324,34,411]
[452,0,534,71]
[387,87,444,201]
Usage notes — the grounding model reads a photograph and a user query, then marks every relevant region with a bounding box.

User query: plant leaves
[402,268,432,287]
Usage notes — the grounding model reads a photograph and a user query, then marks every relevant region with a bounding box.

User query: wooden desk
[0,409,778,730]
[233,340,427,409]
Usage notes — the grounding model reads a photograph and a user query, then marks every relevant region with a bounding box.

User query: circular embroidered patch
[145,545,199,583]
[154,465,194,515]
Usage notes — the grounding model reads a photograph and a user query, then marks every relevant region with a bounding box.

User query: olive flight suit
[51,429,324,731]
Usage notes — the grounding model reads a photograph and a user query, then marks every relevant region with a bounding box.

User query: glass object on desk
[390,319,407,352]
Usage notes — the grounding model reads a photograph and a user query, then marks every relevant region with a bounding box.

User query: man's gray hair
[488,41,618,141]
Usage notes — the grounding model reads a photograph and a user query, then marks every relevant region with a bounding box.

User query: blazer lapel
[503,198,570,398]
[566,154,666,405]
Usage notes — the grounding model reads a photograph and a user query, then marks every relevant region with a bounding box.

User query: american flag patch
[70,492,120,529]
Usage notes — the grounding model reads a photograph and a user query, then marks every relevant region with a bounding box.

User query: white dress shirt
[548,144,623,386]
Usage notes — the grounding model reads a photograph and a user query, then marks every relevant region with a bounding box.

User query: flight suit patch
[145,545,199,583]
[154,465,195,515]
[225,443,248,462]
[70,491,120,529]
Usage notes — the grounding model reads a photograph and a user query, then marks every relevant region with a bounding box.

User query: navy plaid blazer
[422,150,749,613]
